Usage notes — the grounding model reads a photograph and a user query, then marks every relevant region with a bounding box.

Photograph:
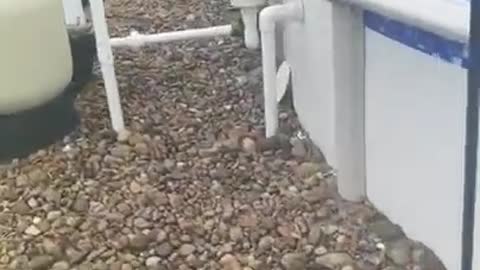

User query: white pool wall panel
[365,27,467,270]
[281,0,476,268]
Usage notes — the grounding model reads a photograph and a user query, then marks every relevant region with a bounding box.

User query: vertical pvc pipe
[62,0,86,26]
[462,0,480,269]
[259,1,304,138]
[261,30,279,138]
[88,0,126,133]
[333,4,366,202]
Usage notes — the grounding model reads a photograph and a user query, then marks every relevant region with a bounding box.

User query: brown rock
[302,184,330,203]
[178,244,196,256]
[308,223,324,245]
[229,227,243,242]
[281,253,307,270]
[73,195,89,212]
[241,137,257,154]
[29,255,54,270]
[219,254,242,270]
[129,233,150,251]
[238,213,257,228]
[12,200,31,215]
[315,252,354,269]
[129,182,143,194]
[156,242,173,257]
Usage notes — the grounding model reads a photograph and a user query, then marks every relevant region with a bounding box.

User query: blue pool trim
[364,11,470,68]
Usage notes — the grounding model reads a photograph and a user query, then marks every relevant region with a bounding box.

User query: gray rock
[27,197,39,208]
[66,247,89,264]
[281,253,307,270]
[241,137,257,153]
[29,255,54,270]
[258,236,274,252]
[163,159,176,171]
[51,261,70,270]
[12,200,31,215]
[411,243,447,270]
[43,238,63,258]
[302,185,330,203]
[43,188,61,204]
[179,244,196,256]
[154,229,167,243]
[156,242,173,257]
[129,181,143,194]
[78,263,94,270]
[36,220,51,232]
[73,195,89,212]
[133,217,151,229]
[308,223,324,245]
[291,138,307,159]
[117,129,131,142]
[110,261,123,270]
[382,267,405,270]
[219,254,242,270]
[313,246,328,256]
[93,261,109,270]
[315,252,354,268]
[129,233,150,251]
[368,219,405,241]
[295,162,322,179]
[386,239,411,266]
[145,256,162,268]
[229,227,243,242]
[121,263,133,270]
[25,225,41,236]
[111,145,131,158]
[46,211,62,221]
[27,168,49,184]
[168,193,184,209]
[134,143,149,155]
[9,255,29,269]
[117,203,132,215]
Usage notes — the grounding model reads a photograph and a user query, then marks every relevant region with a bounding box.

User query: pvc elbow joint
[259,1,304,32]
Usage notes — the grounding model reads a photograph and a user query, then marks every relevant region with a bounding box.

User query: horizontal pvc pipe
[110,25,233,48]
[329,0,469,43]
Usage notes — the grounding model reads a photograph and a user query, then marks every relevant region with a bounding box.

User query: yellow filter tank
[0,0,73,114]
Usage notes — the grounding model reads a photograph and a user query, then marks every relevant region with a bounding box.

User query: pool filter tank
[0,0,96,161]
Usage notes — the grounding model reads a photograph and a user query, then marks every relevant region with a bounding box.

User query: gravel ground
[0,1,441,270]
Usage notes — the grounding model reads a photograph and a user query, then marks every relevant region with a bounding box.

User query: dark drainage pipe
[461,0,479,269]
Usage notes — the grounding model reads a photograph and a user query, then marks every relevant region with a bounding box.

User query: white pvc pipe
[329,0,469,43]
[240,7,261,49]
[62,0,86,26]
[89,0,126,133]
[110,25,233,48]
[259,1,304,137]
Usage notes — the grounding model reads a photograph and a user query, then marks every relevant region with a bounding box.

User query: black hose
[461,1,479,269]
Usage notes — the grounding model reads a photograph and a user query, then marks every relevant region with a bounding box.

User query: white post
[62,0,86,26]
[88,0,126,133]
[332,3,366,201]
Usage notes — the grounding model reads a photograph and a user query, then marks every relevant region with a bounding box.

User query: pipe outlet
[231,0,267,49]
[259,0,304,138]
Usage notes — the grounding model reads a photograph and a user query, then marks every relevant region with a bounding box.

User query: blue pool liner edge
[364,11,470,68]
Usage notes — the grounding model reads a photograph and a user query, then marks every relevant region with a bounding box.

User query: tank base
[0,26,96,162]
[0,86,79,162]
